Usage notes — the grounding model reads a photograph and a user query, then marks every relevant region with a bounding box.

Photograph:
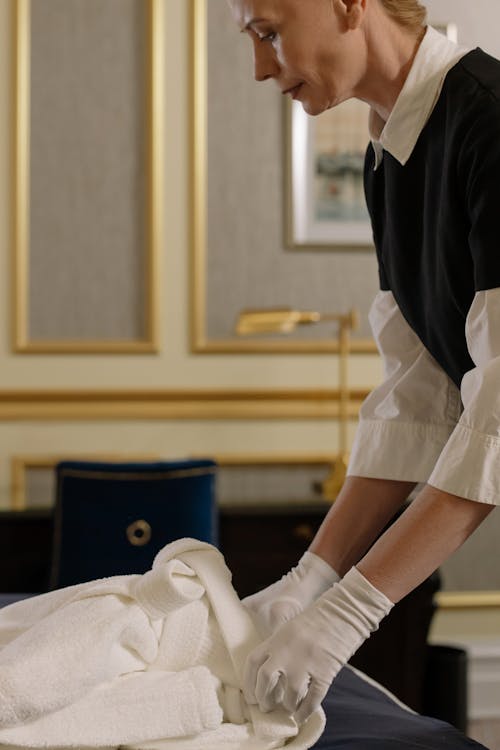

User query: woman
[227,0,499,726]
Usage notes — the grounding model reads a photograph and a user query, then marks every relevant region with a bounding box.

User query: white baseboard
[468,640,500,720]
[435,638,500,720]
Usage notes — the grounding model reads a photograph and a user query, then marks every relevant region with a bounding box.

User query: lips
[283,83,302,96]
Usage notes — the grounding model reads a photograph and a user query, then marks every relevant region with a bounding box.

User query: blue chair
[50,459,218,589]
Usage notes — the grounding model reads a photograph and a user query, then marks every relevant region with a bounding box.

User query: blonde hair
[378,0,427,32]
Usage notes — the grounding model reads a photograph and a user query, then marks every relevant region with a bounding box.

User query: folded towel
[0,594,159,727]
[0,667,223,747]
[0,538,325,750]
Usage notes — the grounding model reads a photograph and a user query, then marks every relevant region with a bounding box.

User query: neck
[355,19,426,124]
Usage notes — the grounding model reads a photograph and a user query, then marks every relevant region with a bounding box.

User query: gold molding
[190,0,208,354]
[189,0,376,355]
[11,453,162,510]
[12,0,162,354]
[11,451,339,509]
[11,451,338,506]
[436,591,500,610]
[0,388,367,420]
[12,451,500,609]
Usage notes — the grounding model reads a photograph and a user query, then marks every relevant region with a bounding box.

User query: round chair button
[126,519,152,546]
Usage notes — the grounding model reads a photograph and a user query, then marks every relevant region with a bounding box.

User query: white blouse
[347,27,500,506]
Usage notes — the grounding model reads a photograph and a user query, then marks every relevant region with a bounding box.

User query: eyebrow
[240,17,267,32]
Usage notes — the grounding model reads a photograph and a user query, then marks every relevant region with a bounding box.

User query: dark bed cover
[313,666,487,749]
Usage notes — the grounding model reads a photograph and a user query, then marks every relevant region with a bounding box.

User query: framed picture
[286,21,458,250]
[285,96,372,249]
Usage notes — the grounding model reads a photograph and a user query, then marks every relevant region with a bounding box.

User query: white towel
[0,539,325,750]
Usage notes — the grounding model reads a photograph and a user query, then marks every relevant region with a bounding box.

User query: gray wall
[29,0,147,341]
[206,0,378,343]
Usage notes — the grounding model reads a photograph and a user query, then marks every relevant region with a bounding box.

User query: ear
[336,0,366,30]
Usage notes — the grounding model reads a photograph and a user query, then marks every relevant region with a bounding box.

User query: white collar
[370,25,472,169]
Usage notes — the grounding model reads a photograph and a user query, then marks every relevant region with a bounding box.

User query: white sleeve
[347,291,462,482]
[428,289,500,505]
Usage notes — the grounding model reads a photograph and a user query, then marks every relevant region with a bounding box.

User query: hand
[243,566,394,724]
[242,551,339,637]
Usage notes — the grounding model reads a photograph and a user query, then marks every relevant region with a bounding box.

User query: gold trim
[11,455,27,510]
[436,591,500,609]
[12,452,500,609]
[197,453,339,465]
[146,0,163,351]
[12,0,29,352]
[12,341,160,355]
[190,339,377,354]
[11,453,164,509]
[12,0,162,354]
[0,388,366,420]
[190,0,208,352]
[189,0,376,355]
[11,452,333,509]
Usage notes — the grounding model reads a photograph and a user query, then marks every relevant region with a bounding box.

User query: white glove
[242,551,340,637]
[243,566,394,724]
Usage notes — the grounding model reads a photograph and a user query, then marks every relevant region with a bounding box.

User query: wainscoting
[468,719,500,749]
[453,638,500,748]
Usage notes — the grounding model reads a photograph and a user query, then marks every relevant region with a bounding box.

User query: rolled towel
[132,558,206,619]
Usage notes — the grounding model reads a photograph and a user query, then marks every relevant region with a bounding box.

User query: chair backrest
[50,459,217,589]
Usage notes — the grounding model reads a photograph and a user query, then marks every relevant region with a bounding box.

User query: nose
[252,40,280,82]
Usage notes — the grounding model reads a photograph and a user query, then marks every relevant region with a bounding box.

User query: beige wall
[0,0,380,389]
[1,0,499,638]
[0,0,365,502]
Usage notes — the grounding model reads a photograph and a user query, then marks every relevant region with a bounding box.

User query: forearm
[357,483,495,602]
[309,475,416,577]
[245,480,495,721]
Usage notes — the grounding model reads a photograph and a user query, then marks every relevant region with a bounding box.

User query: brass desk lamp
[235,307,359,502]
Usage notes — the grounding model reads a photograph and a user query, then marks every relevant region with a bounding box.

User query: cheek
[275,40,310,77]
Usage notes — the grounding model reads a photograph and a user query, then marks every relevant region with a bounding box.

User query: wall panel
[13,0,162,352]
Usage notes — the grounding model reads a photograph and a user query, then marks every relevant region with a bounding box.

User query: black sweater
[365,48,500,388]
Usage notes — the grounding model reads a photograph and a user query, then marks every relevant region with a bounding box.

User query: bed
[314,664,485,749]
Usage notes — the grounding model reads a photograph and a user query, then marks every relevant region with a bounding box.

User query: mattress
[314,664,486,749]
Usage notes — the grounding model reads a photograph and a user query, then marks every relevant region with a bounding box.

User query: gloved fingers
[294,677,329,725]
[281,674,310,714]
[255,661,284,712]
[243,645,269,705]
[259,672,288,713]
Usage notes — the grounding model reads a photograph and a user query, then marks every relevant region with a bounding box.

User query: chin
[301,99,329,117]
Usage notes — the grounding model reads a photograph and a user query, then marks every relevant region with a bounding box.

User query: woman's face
[227,0,367,116]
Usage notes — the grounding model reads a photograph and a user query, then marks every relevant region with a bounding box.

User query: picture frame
[285,95,372,250]
[285,21,458,250]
